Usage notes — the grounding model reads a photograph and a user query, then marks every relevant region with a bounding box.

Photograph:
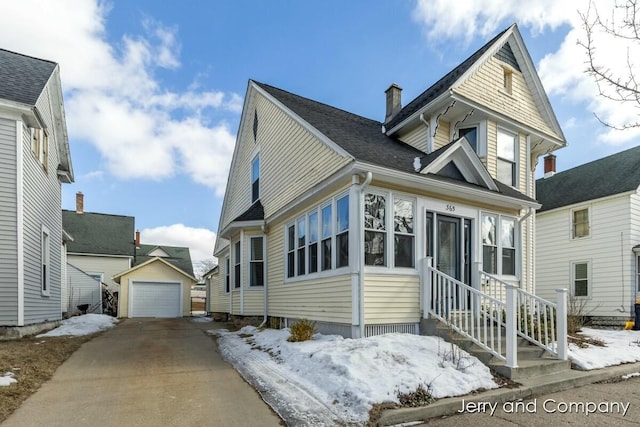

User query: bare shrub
[288,319,316,342]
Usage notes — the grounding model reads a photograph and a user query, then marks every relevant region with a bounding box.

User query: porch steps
[423,319,571,380]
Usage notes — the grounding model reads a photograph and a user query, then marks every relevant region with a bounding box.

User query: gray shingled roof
[0,48,57,105]
[385,27,508,130]
[62,210,135,256]
[255,81,536,204]
[233,201,264,222]
[135,244,194,277]
[536,145,640,212]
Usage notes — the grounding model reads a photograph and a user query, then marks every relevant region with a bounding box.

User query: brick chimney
[385,83,402,123]
[75,192,84,214]
[544,154,556,178]
[135,230,140,248]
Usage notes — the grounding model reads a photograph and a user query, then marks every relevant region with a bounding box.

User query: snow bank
[0,372,17,387]
[213,327,497,424]
[37,314,118,337]
[569,328,640,370]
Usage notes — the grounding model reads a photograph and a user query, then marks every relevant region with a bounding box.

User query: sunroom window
[482,213,516,276]
[394,198,415,268]
[364,193,386,266]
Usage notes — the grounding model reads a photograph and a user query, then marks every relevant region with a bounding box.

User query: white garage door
[130,281,181,318]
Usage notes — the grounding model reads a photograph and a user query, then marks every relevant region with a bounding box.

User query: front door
[437,215,460,280]
[427,212,472,311]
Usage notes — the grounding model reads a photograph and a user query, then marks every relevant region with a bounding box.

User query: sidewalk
[379,361,640,425]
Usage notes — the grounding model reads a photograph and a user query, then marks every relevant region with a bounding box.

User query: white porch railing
[422,258,568,368]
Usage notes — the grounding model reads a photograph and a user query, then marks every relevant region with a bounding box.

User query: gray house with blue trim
[0,48,73,333]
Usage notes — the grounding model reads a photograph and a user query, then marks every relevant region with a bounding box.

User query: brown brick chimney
[76,192,84,214]
[544,154,556,178]
[385,83,402,123]
[135,230,140,248]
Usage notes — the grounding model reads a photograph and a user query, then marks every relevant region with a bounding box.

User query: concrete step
[423,318,571,380]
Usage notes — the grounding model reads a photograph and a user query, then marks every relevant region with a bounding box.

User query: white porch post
[423,257,433,319]
[505,284,518,368]
[556,288,568,360]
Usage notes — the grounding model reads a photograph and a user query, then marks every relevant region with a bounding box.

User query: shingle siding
[0,118,18,325]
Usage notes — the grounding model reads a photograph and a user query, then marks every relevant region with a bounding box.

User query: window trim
[251,153,260,203]
[452,121,487,158]
[31,127,48,172]
[285,192,350,283]
[571,206,591,240]
[496,127,517,188]
[224,256,230,294]
[571,261,590,298]
[41,225,50,296]
[481,212,518,278]
[233,241,241,289]
[249,236,265,287]
[363,189,416,271]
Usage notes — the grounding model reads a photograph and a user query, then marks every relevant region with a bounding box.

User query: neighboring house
[212,24,566,338]
[66,263,102,314]
[62,193,135,311]
[201,265,219,315]
[0,48,73,333]
[114,244,196,318]
[536,147,640,326]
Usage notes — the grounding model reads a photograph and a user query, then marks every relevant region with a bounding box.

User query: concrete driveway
[3,318,283,427]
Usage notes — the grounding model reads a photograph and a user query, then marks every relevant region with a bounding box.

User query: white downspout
[357,172,372,338]
[259,223,268,328]
[419,113,431,153]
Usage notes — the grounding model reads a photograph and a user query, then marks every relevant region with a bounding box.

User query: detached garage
[114,257,196,318]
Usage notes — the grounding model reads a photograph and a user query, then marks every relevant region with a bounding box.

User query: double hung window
[482,213,516,276]
[497,129,516,187]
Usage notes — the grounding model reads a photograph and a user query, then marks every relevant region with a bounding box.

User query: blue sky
[0,1,637,271]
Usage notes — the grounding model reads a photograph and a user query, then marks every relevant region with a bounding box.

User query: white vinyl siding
[268,211,353,323]
[537,193,636,318]
[22,87,65,324]
[453,55,559,140]
[364,274,420,323]
[66,255,130,292]
[210,249,230,314]
[66,263,102,314]
[220,91,351,229]
[0,118,18,325]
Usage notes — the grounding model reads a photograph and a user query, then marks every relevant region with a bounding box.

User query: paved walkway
[3,318,283,427]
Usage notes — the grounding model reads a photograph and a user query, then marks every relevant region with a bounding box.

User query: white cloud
[412,0,640,145]
[140,224,216,266]
[0,0,239,194]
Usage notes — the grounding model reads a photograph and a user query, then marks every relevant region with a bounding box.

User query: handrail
[422,257,568,369]
[480,271,563,357]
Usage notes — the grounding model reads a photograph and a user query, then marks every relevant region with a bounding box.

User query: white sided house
[213,24,569,376]
[0,49,73,335]
[536,147,640,327]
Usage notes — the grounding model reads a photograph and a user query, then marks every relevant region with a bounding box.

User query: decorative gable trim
[420,137,499,191]
[451,25,564,144]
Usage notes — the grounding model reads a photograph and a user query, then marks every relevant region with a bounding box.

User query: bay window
[321,205,332,271]
[336,195,349,268]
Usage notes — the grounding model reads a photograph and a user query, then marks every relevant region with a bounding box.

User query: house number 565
[446,204,456,212]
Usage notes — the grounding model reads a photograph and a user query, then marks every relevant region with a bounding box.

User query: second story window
[572,208,590,239]
[497,129,516,187]
[31,128,48,171]
[459,127,478,152]
[251,154,260,202]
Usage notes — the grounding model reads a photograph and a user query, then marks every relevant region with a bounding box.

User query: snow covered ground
[211,325,640,426]
[0,372,17,387]
[37,314,119,337]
